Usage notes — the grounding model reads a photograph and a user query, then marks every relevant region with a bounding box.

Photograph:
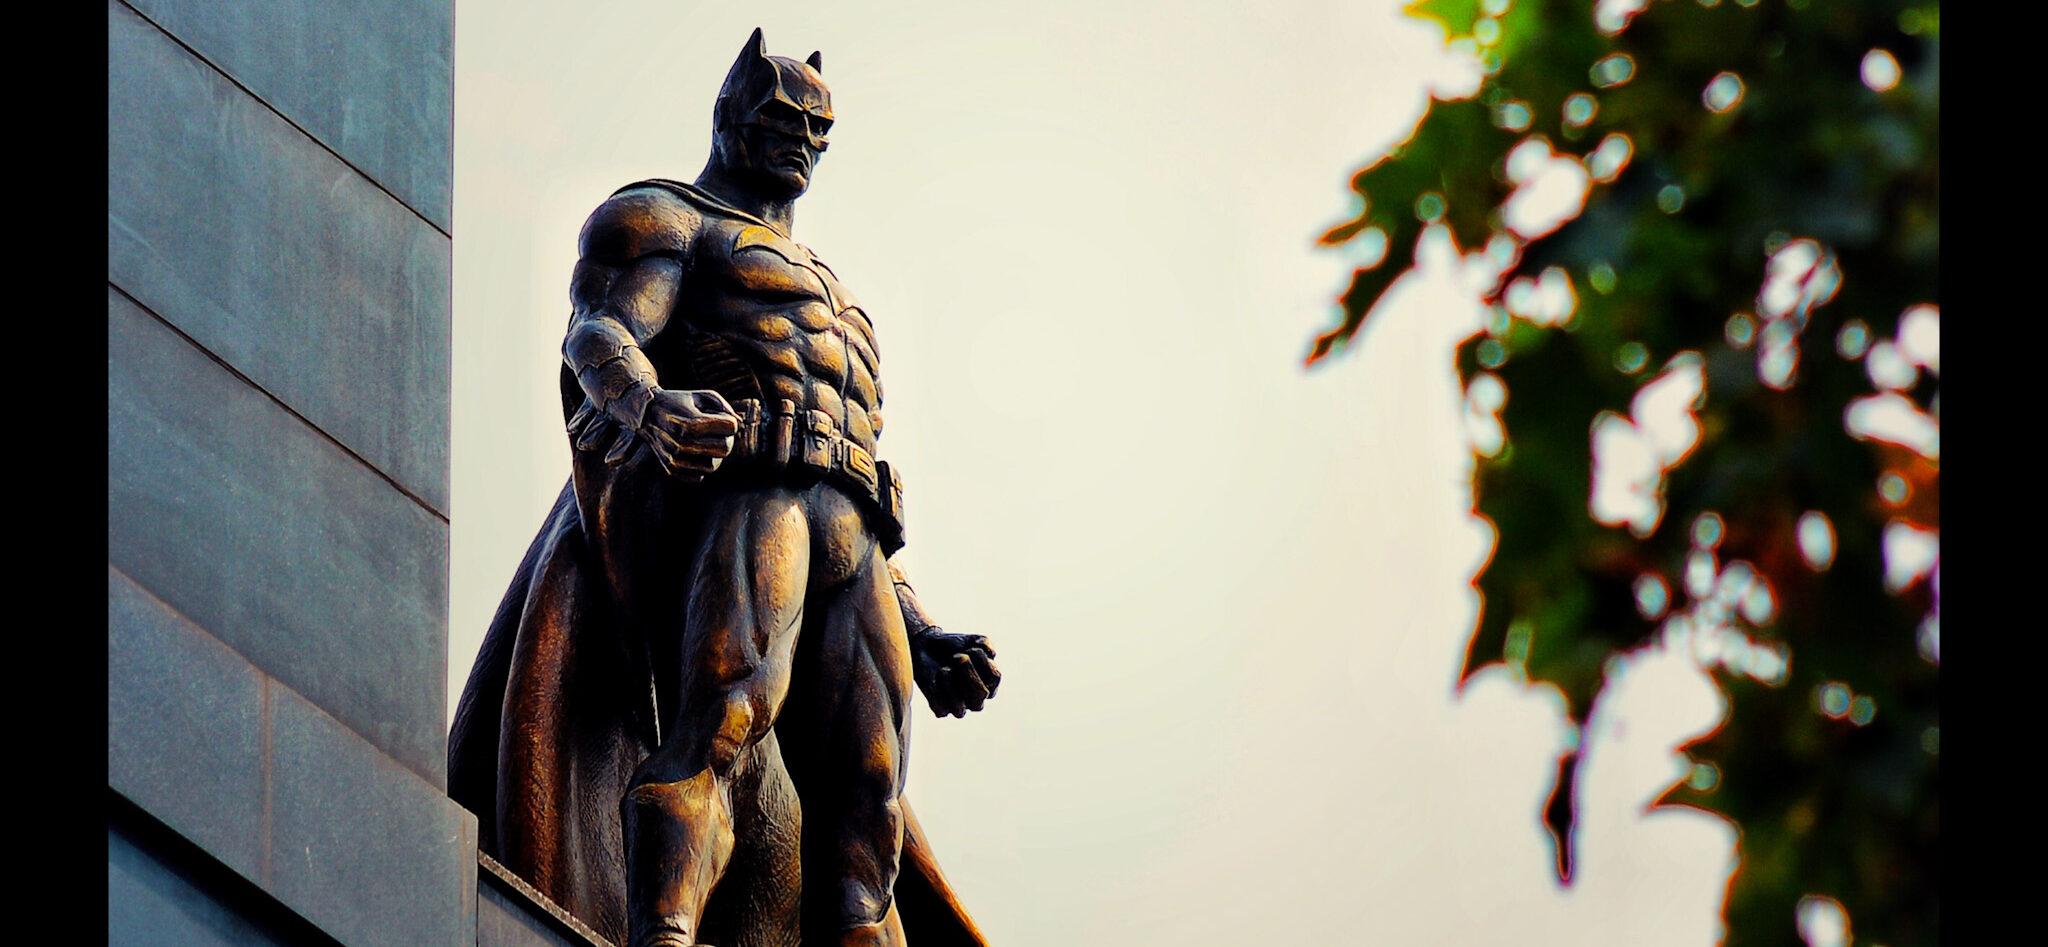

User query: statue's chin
[759,168,808,200]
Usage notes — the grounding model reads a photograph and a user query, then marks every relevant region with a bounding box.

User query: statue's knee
[705,691,758,772]
[633,688,769,786]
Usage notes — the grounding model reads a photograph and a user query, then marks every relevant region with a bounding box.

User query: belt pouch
[877,460,904,529]
[734,399,762,458]
[801,409,835,472]
[771,399,797,467]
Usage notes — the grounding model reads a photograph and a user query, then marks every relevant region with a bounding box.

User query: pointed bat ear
[806,50,823,72]
[722,27,768,93]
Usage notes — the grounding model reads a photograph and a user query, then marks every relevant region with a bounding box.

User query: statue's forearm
[564,314,660,429]
[563,253,687,431]
[888,561,938,636]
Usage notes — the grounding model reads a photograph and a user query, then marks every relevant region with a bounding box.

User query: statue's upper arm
[570,188,702,341]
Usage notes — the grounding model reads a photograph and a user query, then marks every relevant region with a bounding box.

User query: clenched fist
[637,388,740,478]
[911,628,1001,718]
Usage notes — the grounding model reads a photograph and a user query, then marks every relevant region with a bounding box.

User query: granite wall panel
[120,0,453,229]
[109,0,451,512]
[109,291,447,784]
[110,565,478,947]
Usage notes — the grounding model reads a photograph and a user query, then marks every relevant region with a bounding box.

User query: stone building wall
[103,2,566,943]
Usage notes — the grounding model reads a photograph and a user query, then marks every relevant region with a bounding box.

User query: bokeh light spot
[1861,48,1902,92]
[1817,682,1851,718]
[1740,580,1776,626]
[1846,392,1939,460]
[1465,372,1509,457]
[1897,304,1940,373]
[1685,549,1717,598]
[1477,337,1508,368]
[1589,261,1618,294]
[1878,472,1910,506]
[1474,16,1502,46]
[1564,93,1599,128]
[1485,304,1511,337]
[1614,340,1648,374]
[1725,312,1756,347]
[1754,237,1842,390]
[1494,100,1532,131]
[1703,72,1746,113]
[1797,511,1836,570]
[1589,356,1705,537]
[1591,54,1637,89]
[1470,372,1507,411]
[1501,138,1592,239]
[1587,133,1634,182]
[1415,191,1445,223]
[1797,895,1852,947]
[1635,573,1670,619]
[1657,184,1687,213]
[1836,320,1870,359]
[1865,340,1917,390]
[1505,267,1579,326]
[1692,511,1724,549]
[1882,520,1938,593]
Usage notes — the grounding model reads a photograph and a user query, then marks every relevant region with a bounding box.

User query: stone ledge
[477,853,616,947]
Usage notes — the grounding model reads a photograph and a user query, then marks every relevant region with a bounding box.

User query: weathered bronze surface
[449,30,1002,947]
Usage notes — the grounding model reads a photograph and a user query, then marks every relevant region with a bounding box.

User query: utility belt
[725,397,906,554]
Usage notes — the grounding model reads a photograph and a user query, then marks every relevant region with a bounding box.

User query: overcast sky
[452,2,1738,942]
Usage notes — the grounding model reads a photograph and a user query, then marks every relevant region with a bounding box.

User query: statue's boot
[622,769,735,947]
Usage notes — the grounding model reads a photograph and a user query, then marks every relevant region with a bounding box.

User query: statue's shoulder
[578,180,732,265]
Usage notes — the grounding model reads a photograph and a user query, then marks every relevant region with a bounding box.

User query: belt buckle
[843,444,878,496]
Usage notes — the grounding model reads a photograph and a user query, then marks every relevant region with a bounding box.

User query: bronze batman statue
[449,28,1002,947]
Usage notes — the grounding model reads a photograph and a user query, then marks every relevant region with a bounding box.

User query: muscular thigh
[803,483,876,592]
[676,485,811,699]
[780,491,915,791]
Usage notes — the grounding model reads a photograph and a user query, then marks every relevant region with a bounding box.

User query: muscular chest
[688,221,874,348]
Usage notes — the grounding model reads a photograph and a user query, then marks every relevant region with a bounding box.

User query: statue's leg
[623,486,811,947]
[780,533,915,947]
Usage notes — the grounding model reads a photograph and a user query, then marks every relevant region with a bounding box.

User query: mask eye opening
[752,100,807,133]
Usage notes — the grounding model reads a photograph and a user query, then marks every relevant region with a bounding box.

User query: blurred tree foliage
[1310,1,1938,943]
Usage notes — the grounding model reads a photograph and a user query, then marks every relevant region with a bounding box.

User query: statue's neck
[694,166,796,236]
